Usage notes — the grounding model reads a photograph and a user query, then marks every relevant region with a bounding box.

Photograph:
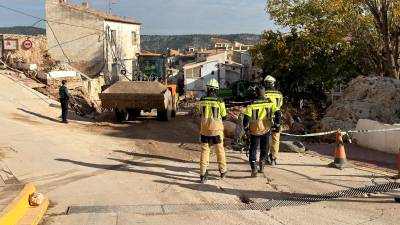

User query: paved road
[0,70,399,225]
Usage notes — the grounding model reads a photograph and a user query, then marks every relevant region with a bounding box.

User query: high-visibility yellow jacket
[245,98,277,136]
[198,96,227,136]
[265,90,283,111]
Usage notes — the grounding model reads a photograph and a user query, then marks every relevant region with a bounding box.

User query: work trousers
[270,132,281,160]
[199,131,227,176]
[249,133,269,163]
[60,99,69,122]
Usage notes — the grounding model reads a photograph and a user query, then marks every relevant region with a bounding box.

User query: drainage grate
[67,182,400,215]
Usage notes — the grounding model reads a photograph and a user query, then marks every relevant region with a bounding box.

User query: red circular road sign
[22,40,33,50]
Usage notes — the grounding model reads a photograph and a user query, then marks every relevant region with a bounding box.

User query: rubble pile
[317,76,400,132]
[42,62,78,73]
[36,62,99,116]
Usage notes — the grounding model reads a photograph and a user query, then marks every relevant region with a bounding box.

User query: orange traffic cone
[329,129,351,169]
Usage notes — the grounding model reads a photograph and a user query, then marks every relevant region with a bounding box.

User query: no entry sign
[22,40,33,50]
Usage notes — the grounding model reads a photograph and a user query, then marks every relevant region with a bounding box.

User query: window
[186,67,201,78]
[111,30,117,43]
[131,31,137,45]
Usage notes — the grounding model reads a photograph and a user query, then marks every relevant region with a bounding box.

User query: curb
[0,183,49,225]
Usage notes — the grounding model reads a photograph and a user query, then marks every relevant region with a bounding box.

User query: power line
[46,21,71,63]
[30,19,44,27]
[48,32,104,50]
[0,4,42,20]
[0,4,103,31]
[0,4,135,80]
[105,26,132,81]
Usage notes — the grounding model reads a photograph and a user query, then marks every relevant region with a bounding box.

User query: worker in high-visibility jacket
[197,78,228,183]
[244,86,279,177]
[264,75,284,166]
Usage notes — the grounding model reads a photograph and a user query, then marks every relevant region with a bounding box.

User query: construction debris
[318,76,400,132]
[280,141,306,153]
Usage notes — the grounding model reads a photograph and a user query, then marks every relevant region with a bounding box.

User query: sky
[0,0,276,34]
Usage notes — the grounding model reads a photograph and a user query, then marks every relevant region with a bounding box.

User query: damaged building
[45,0,142,83]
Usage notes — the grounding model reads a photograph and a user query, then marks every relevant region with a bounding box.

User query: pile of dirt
[317,76,400,132]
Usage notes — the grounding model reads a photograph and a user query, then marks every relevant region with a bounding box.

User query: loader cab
[136,53,167,82]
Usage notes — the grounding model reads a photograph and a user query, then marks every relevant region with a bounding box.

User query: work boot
[200,170,209,184]
[269,154,277,166]
[259,159,265,173]
[62,120,69,124]
[250,161,257,177]
[267,154,272,165]
[220,171,228,179]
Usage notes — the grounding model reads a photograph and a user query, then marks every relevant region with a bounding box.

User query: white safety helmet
[206,78,220,90]
[264,75,276,83]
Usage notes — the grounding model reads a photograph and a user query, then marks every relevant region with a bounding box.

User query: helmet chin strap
[265,82,275,89]
[207,88,217,96]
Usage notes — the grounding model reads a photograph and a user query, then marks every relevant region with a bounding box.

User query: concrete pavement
[0,70,399,225]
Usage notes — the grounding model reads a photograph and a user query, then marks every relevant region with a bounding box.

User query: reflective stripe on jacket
[198,97,227,136]
[265,90,283,111]
[245,99,277,135]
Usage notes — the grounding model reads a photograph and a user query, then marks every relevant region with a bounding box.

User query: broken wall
[1,35,48,67]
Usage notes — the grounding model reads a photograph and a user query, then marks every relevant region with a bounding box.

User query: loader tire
[157,89,173,121]
[127,109,141,120]
[115,109,127,122]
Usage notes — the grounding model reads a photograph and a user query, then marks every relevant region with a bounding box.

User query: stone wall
[1,35,48,67]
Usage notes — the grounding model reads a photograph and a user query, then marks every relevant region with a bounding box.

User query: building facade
[184,52,227,96]
[232,50,252,80]
[45,0,141,83]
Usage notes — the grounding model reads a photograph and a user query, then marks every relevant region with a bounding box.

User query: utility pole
[108,0,117,13]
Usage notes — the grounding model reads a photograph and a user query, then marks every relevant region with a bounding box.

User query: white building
[184,51,244,96]
[232,50,252,80]
[184,52,226,96]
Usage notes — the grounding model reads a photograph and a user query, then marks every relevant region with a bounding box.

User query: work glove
[271,124,281,133]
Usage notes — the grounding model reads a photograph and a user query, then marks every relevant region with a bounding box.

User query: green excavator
[217,80,256,106]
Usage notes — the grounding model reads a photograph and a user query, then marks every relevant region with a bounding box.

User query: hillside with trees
[141,34,261,53]
[0,26,46,35]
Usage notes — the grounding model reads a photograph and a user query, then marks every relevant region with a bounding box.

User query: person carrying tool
[197,78,228,183]
[59,80,69,124]
[264,75,284,166]
[243,86,278,177]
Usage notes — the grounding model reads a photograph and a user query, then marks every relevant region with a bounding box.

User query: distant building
[232,50,252,80]
[45,0,141,83]
[211,38,233,50]
[195,49,227,62]
[183,51,244,96]
[233,41,253,52]
[184,52,226,96]
[210,38,253,52]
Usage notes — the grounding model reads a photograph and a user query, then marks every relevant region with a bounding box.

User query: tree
[251,31,366,105]
[267,0,400,79]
